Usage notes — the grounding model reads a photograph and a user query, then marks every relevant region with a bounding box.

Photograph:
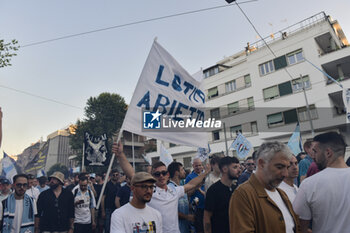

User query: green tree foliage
[0,39,19,68]
[47,163,69,178]
[70,92,127,173]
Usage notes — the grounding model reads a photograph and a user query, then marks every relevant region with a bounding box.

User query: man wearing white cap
[110,172,162,233]
[35,171,75,233]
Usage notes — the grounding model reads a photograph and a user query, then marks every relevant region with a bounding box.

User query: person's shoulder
[146,204,162,217]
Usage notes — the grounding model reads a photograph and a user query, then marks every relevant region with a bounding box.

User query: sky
[1,0,349,156]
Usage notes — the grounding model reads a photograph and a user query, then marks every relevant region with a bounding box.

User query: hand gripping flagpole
[96,129,124,210]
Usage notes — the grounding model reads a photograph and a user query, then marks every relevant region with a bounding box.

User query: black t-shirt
[103,181,121,210]
[36,188,75,231]
[94,183,103,198]
[116,184,131,207]
[204,180,237,233]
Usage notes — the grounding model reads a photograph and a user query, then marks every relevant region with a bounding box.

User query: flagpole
[223,122,229,156]
[81,142,85,172]
[300,74,315,137]
[96,129,124,210]
[132,132,135,169]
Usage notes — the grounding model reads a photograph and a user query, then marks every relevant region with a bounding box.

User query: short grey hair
[256,141,292,162]
[191,157,202,165]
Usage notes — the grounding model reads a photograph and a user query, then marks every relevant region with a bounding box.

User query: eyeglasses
[246,163,255,166]
[15,183,28,188]
[112,173,120,177]
[134,184,156,191]
[152,171,168,178]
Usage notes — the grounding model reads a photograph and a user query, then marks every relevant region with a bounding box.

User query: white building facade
[147,12,350,168]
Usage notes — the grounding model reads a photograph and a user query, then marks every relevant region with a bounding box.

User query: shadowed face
[287,156,299,179]
[131,181,155,203]
[260,152,290,190]
[152,166,169,188]
[14,177,28,197]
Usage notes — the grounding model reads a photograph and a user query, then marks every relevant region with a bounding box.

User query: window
[283,109,298,124]
[251,121,258,134]
[263,86,279,100]
[287,49,304,65]
[259,60,274,75]
[228,102,239,115]
[278,81,293,97]
[225,80,236,93]
[267,113,283,127]
[169,143,176,147]
[230,125,242,137]
[208,87,218,99]
[292,76,311,92]
[273,55,288,70]
[244,74,251,87]
[248,97,254,109]
[204,66,219,78]
[297,105,318,121]
[183,157,191,168]
[210,108,220,119]
[212,130,221,141]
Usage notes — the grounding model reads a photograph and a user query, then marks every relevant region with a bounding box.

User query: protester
[0,179,12,202]
[298,141,313,183]
[37,176,49,193]
[204,156,240,233]
[66,173,80,192]
[93,173,104,233]
[306,159,320,177]
[25,174,40,202]
[279,155,299,203]
[101,169,121,233]
[229,141,300,233]
[168,162,194,233]
[185,157,206,233]
[112,141,210,233]
[115,177,131,208]
[293,132,350,233]
[73,176,96,233]
[110,172,162,233]
[35,171,75,233]
[237,156,255,185]
[1,174,37,233]
[204,156,221,192]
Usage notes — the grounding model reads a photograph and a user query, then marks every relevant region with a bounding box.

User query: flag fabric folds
[24,141,49,174]
[230,133,252,159]
[84,132,108,166]
[159,143,173,167]
[1,152,18,183]
[196,144,211,162]
[287,123,303,156]
[121,40,208,148]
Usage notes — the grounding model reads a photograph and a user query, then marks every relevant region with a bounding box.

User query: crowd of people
[0,104,350,233]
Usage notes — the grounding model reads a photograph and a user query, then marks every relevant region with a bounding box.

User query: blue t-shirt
[185,171,205,209]
[299,155,313,177]
[237,171,252,185]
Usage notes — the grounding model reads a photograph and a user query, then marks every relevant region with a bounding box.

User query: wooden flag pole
[96,129,124,210]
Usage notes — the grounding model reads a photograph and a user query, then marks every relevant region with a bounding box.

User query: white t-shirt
[279,181,299,203]
[0,201,3,221]
[147,185,185,233]
[73,188,96,224]
[110,203,162,233]
[293,167,350,233]
[11,200,23,233]
[25,187,40,202]
[265,189,295,233]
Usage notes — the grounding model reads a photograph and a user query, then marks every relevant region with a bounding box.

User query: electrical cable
[21,0,258,48]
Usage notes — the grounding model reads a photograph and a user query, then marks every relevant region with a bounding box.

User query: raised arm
[111,141,135,179]
[184,163,210,193]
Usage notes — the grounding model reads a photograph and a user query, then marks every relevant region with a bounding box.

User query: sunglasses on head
[153,171,168,177]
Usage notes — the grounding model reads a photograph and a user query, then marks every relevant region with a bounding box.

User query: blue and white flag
[230,133,252,159]
[159,143,173,167]
[196,144,211,162]
[343,87,350,123]
[36,169,46,178]
[288,123,303,156]
[121,40,208,148]
[1,152,18,183]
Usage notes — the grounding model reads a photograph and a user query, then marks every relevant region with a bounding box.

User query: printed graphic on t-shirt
[132,221,157,233]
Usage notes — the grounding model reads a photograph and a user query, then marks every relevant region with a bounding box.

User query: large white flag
[121,41,209,148]
[343,88,350,123]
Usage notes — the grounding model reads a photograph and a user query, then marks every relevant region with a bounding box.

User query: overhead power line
[22,0,258,48]
[0,84,83,110]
